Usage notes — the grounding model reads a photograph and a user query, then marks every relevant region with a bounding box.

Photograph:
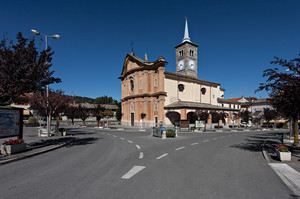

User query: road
[0,128,296,199]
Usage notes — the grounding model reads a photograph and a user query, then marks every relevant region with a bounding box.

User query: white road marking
[120,137,125,140]
[113,135,117,137]
[175,146,185,151]
[128,140,133,143]
[269,163,300,195]
[107,134,111,135]
[191,142,199,145]
[220,136,225,139]
[156,153,168,160]
[203,140,209,142]
[136,144,141,149]
[213,138,218,140]
[121,166,146,179]
[139,152,144,159]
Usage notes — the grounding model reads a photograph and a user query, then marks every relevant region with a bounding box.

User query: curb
[0,137,74,166]
[262,140,270,163]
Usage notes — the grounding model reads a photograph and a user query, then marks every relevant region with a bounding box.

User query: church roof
[164,100,239,111]
[164,71,221,88]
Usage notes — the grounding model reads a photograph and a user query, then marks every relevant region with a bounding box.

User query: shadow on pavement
[230,133,277,152]
[66,137,101,147]
[28,137,74,150]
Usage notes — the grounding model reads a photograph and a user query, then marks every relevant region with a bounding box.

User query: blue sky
[1,0,300,101]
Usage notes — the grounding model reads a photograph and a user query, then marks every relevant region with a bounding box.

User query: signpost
[161,127,166,139]
[0,107,23,139]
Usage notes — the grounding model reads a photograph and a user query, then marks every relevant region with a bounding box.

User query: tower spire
[182,16,191,43]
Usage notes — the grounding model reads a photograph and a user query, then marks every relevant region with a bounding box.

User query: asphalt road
[0,128,297,199]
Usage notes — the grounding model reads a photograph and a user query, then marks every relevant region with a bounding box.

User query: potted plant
[1,138,27,155]
[275,144,291,162]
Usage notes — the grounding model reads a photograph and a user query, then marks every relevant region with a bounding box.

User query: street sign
[161,127,166,131]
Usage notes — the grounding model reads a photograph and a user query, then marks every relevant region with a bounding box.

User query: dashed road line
[191,142,199,146]
[213,138,218,140]
[120,137,125,140]
[128,140,133,144]
[203,140,209,142]
[139,152,144,159]
[175,146,185,151]
[136,144,141,150]
[113,135,117,138]
[156,153,168,160]
[220,136,225,139]
[121,166,146,179]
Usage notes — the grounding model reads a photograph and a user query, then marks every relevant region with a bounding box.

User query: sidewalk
[263,135,300,173]
[262,134,300,196]
[0,127,74,165]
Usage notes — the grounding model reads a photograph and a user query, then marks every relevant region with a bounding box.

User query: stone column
[207,113,212,123]
[180,108,187,120]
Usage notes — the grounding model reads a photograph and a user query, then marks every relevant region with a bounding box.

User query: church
[119,18,240,127]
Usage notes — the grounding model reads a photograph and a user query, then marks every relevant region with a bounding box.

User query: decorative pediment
[119,53,167,80]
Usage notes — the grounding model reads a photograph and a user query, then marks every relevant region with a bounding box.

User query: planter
[276,149,291,162]
[1,143,27,155]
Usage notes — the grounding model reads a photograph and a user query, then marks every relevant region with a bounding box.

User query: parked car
[240,122,252,128]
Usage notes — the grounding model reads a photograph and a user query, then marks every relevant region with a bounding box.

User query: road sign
[161,127,166,131]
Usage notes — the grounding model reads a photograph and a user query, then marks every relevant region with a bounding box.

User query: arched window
[130,79,134,92]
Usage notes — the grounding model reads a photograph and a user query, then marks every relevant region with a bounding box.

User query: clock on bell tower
[175,17,198,78]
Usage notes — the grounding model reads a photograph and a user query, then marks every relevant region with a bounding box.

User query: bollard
[162,130,166,139]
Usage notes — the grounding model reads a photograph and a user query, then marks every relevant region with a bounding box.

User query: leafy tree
[64,106,78,125]
[29,90,73,133]
[211,111,222,129]
[221,112,229,124]
[0,32,61,105]
[100,110,114,127]
[239,110,251,126]
[95,95,118,105]
[257,54,300,145]
[263,108,279,127]
[116,102,122,121]
[77,104,90,125]
[90,104,106,127]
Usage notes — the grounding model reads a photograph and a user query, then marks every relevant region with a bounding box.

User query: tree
[29,90,73,133]
[257,54,300,145]
[0,32,61,105]
[211,111,222,129]
[263,108,279,127]
[64,106,78,125]
[90,104,106,127]
[100,110,114,127]
[77,104,90,125]
[116,102,122,121]
[239,110,251,125]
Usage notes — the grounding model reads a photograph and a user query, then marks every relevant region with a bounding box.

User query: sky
[1,0,300,101]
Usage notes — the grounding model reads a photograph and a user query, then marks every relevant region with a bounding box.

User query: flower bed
[275,144,291,162]
[1,138,27,155]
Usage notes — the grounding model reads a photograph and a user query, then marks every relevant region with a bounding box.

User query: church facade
[119,19,240,127]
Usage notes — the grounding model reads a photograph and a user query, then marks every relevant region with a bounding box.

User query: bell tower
[175,17,198,78]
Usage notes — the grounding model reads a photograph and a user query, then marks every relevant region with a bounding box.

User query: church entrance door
[131,113,134,126]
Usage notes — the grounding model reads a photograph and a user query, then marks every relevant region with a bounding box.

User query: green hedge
[166,129,176,138]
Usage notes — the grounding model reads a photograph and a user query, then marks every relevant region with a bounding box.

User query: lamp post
[31,29,60,137]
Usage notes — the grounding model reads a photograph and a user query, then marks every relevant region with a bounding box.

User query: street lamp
[31,29,61,137]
